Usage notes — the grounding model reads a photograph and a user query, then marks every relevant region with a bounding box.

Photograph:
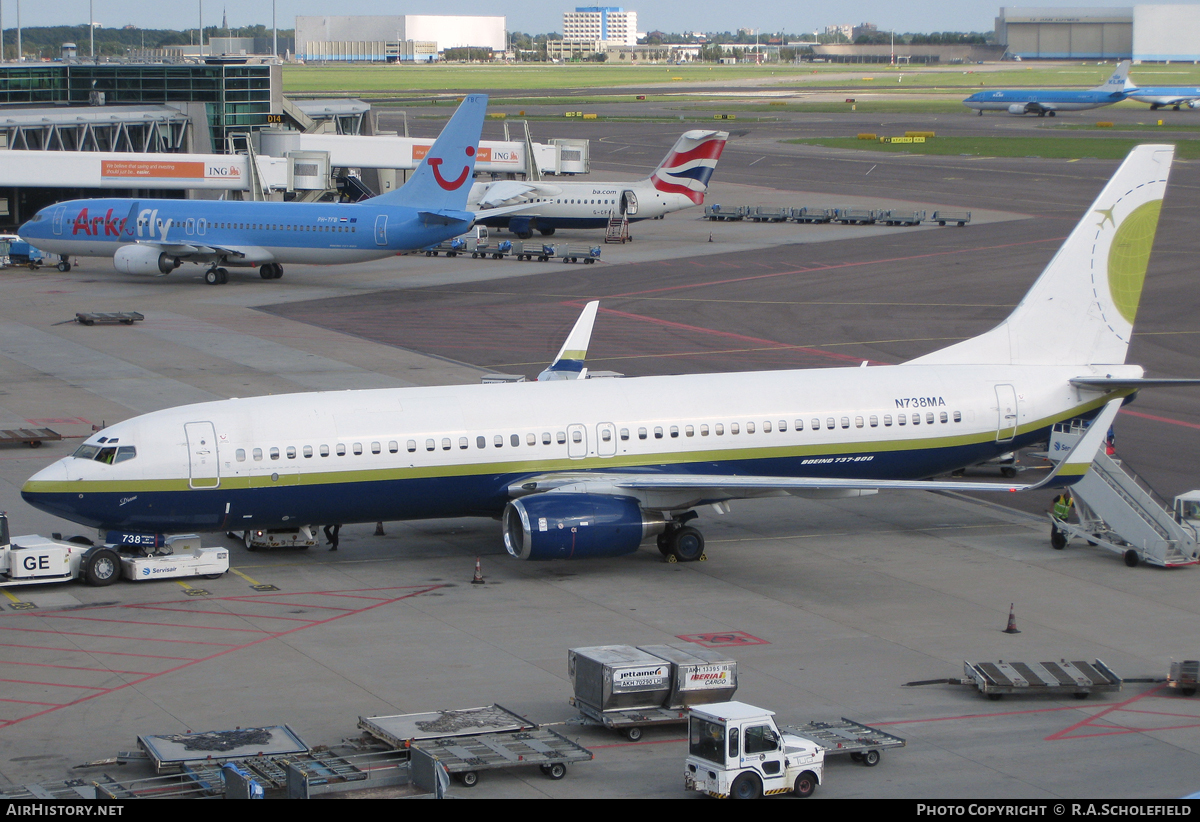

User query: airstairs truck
[1048,420,1200,567]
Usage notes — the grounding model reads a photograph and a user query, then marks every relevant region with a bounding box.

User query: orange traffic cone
[374,521,386,536]
[471,557,485,585]
[1003,603,1021,634]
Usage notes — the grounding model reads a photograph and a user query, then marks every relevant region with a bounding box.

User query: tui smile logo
[428,146,475,191]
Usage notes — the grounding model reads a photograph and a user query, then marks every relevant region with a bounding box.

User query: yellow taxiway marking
[2,589,25,604]
[228,567,264,586]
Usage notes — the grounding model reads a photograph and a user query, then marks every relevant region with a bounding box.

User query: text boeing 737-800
[16,95,492,284]
[22,145,1178,564]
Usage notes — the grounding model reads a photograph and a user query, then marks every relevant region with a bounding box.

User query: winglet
[538,301,599,381]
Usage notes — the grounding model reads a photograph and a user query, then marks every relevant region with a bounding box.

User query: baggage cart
[879,209,926,226]
[359,704,593,788]
[1168,660,1198,696]
[836,208,878,225]
[704,205,745,221]
[75,312,144,326]
[790,207,836,223]
[963,658,1121,700]
[0,427,61,448]
[932,210,972,227]
[781,718,906,766]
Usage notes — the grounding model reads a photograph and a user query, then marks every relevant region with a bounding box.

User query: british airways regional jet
[963,61,1131,116]
[22,145,1177,566]
[468,130,728,238]
[17,95,495,284]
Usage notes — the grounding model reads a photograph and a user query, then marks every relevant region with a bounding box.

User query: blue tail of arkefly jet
[375,94,488,212]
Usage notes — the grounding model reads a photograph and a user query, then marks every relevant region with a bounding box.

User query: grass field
[784,135,1200,160]
[282,62,1200,95]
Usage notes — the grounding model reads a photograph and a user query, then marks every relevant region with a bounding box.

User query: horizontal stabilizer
[418,209,474,227]
[1071,377,1200,390]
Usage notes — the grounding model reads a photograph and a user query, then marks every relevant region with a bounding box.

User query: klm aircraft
[963,61,1131,116]
[17,95,494,284]
[22,146,1180,565]
[1125,79,1200,110]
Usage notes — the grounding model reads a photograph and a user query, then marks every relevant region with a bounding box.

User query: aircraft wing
[151,242,246,259]
[515,399,1121,506]
[476,180,563,207]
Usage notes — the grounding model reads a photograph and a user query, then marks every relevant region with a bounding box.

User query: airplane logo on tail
[651,132,727,204]
[429,146,476,191]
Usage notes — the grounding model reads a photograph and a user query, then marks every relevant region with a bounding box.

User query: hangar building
[296,15,507,62]
[996,5,1200,62]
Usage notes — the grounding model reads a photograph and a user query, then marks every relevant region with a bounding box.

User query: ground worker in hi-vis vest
[1053,492,1075,521]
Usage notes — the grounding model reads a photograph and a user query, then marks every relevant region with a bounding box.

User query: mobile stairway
[1048,420,1200,568]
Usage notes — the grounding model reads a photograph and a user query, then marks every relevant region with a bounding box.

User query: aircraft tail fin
[1094,60,1133,92]
[374,94,488,210]
[649,130,729,205]
[538,301,599,381]
[910,144,1173,367]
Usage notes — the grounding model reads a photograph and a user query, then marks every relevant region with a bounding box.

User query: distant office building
[852,23,877,41]
[563,7,638,47]
[824,24,853,42]
[296,15,507,61]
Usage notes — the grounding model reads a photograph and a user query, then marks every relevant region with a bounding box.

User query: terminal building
[996,5,1200,61]
[562,7,639,47]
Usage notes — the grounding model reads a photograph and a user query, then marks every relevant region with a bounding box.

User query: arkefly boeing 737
[23,146,1177,565]
[17,95,503,284]
[963,61,1131,116]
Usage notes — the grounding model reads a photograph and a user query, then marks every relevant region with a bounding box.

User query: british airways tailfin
[650,130,729,204]
[374,94,488,211]
[910,144,1173,367]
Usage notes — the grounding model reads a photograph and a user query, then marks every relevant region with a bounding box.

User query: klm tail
[375,94,488,210]
[911,144,1173,367]
[650,130,729,205]
[1094,60,1133,93]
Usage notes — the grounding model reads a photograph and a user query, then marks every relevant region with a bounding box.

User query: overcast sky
[7,0,1200,37]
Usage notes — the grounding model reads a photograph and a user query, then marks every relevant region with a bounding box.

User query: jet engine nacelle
[113,244,180,276]
[502,494,665,560]
[1189,100,1200,109]
[1008,103,1030,115]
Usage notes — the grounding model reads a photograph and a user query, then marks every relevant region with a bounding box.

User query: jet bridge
[1049,421,1200,567]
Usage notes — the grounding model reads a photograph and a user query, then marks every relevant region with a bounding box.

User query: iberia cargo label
[681,664,736,691]
[101,160,242,180]
[612,665,669,691]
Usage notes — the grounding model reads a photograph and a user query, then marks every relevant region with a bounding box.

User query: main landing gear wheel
[83,548,120,586]
[515,230,533,240]
[57,260,71,272]
[260,263,283,279]
[656,531,673,557]
[539,227,556,236]
[205,268,229,285]
[670,526,705,563]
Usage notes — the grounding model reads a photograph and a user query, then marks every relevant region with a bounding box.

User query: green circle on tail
[1108,199,1162,325]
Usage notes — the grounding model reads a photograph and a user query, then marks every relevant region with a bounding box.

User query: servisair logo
[651,136,727,204]
[429,146,476,191]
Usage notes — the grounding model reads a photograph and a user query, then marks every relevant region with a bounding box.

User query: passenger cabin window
[389,441,399,453]
[638,428,648,440]
[884,415,893,426]
[426,439,436,451]
[303,446,313,458]
[270,447,280,460]
[253,448,264,461]
[286,446,297,459]
[236,448,247,462]
[337,444,347,456]
[459,437,468,450]
[353,443,364,455]
[953,411,962,422]
[407,440,416,452]
[371,442,381,454]
[321,445,330,457]
[477,436,486,448]
[442,438,451,451]
[654,427,663,439]
[511,434,520,447]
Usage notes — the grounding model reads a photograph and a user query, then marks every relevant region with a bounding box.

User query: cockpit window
[72,443,136,464]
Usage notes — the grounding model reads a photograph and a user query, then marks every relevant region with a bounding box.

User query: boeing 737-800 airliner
[17,95,495,284]
[963,61,1131,116]
[23,145,1176,566]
